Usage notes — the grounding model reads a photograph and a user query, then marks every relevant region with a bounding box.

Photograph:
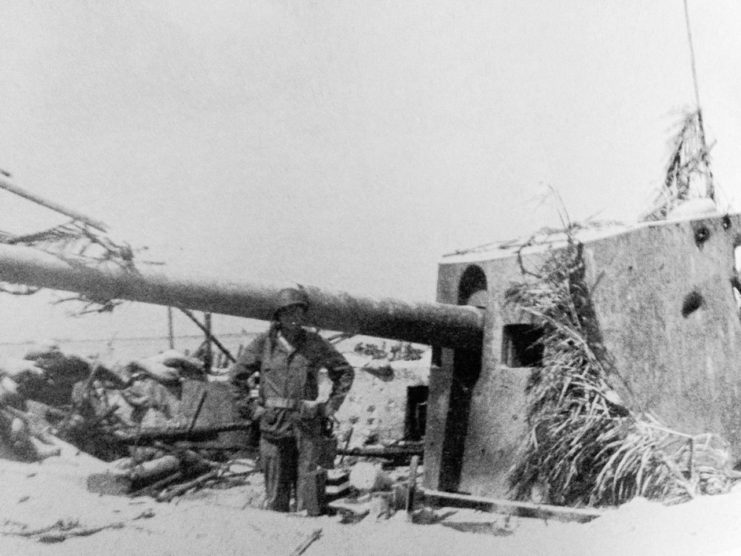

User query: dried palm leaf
[506,228,734,507]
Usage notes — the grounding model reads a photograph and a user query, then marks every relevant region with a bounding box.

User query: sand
[2,453,741,556]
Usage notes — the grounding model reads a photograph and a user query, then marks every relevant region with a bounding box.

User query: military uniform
[230,323,354,512]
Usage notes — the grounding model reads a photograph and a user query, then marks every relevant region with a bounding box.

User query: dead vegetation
[505,227,736,507]
[642,109,717,221]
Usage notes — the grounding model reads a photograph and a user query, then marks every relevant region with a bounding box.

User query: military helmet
[274,287,309,318]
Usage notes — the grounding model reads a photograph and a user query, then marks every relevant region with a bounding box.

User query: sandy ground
[3,452,741,556]
[3,343,740,555]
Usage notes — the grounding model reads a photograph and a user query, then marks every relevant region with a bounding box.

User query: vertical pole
[204,312,213,372]
[167,307,175,349]
[683,0,714,200]
[406,454,419,521]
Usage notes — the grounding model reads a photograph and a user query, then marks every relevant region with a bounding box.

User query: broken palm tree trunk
[87,454,184,496]
[505,228,735,506]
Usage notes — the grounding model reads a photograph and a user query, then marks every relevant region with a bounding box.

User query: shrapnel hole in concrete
[681,290,704,317]
[501,324,544,367]
[693,223,711,247]
[404,385,428,441]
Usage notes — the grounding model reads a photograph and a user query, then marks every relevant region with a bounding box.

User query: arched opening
[457,265,489,307]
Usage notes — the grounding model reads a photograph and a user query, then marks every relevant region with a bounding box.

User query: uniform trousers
[260,424,322,512]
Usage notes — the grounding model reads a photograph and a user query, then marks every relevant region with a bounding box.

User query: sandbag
[150,350,205,380]
[130,359,180,385]
[0,357,45,381]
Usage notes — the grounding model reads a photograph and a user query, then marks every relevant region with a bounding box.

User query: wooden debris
[129,470,184,498]
[328,495,372,522]
[37,522,125,543]
[325,469,350,502]
[422,489,605,523]
[289,528,322,556]
[406,455,419,521]
[157,468,220,502]
[0,510,154,543]
[439,509,514,536]
[336,444,423,460]
[0,405,63,461]
[112,422,252,443]
[87,455,181,495]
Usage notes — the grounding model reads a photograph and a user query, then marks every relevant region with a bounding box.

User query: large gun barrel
[0,243,483,349]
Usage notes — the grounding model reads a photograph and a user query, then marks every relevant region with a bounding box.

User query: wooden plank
[406,455,419,521]
[422,489,605,523]
[289,528,322,556]
[336,445,423,459]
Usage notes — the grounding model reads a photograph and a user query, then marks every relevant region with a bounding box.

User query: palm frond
[506,228,734,507]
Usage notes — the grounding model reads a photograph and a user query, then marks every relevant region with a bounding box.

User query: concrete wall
[425,213,741,498]
[318,340,430,447]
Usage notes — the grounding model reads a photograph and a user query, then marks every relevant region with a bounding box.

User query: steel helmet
[274,287,310,318]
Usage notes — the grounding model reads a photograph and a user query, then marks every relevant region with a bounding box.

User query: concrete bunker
[425,213,741,498]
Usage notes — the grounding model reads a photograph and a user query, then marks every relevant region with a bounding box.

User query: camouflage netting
[506,230,737,507]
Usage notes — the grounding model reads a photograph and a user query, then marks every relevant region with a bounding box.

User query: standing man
[230,287,354,512]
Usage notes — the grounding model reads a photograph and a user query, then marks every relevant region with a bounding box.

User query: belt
[264,397,301,410]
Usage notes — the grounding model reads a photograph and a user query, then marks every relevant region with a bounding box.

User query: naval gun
[0,243,484,349]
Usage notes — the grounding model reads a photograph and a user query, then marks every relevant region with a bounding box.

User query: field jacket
[229,325,354,440]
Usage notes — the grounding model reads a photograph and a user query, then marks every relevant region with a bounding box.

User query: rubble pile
[0,337,431,517]
[0,341,259,503]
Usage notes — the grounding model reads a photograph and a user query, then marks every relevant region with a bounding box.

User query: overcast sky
[1,1,740,344]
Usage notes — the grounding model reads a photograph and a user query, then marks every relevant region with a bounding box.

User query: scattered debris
[423,489,604,524]
[289,527,322,556]
[349,462,392,492]
[0,509,155,544]
[354,341,423,361]
[336,441,424,464]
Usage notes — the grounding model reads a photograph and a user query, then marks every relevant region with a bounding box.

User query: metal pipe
[0,243,484,349]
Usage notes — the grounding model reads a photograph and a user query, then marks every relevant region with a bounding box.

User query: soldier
[229,287,354,512]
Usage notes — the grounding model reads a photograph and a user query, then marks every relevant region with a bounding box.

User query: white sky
[1,0,740,344]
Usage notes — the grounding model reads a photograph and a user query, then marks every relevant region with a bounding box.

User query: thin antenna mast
[682,0,714,199]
